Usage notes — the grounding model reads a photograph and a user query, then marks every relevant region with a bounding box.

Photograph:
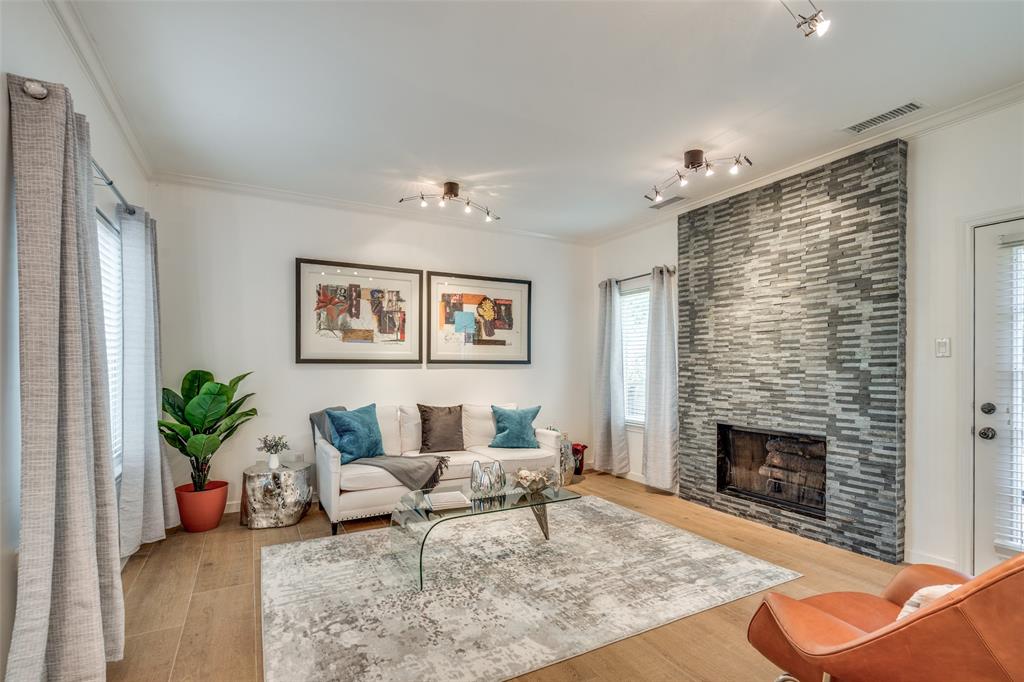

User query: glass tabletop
[388,480,581,589]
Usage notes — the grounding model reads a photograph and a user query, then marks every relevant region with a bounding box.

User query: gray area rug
[261,496,799,682]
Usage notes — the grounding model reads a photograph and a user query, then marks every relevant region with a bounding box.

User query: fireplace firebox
[716,424,826,519]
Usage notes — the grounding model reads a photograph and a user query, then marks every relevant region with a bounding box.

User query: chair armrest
[315,438,343,520]
[535,429,561,452]
[881,564,971,606]
[757,593,868,657]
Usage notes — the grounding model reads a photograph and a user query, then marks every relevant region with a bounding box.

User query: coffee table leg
[530,505,550,540]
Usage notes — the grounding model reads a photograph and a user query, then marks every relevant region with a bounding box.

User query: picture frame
[295,258,422,364]
[426,271,532,364]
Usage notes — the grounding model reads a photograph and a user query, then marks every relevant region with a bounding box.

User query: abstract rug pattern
[261,496,799,681]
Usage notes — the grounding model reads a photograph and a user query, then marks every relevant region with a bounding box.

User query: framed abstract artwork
[426,271,531,364]
[295,258,422,363]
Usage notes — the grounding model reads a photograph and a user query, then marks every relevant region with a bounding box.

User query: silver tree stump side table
[240,461,313,528]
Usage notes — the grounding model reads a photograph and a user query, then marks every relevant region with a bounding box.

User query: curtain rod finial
[22,80,49,100]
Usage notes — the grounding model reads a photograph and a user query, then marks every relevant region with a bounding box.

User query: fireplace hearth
[716,424,826,519]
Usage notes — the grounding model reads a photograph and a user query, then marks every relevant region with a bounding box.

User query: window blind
[994,242,1024,553]
[621,287,650,424]
[97,218,123,477]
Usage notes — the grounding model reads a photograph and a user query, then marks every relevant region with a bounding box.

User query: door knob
[978,427,997,440]
[981,402,997,415]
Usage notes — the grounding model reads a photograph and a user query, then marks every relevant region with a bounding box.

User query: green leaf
[224,392,254,417]
[225,372,252,402]
[162,388,187,423]
[214,408,257,437]
[186,433,221,460]
[184,392,228,431]
[198,381,231,399]
[159,420,192,441]
[159,430,189,455]
[181,370,214,403]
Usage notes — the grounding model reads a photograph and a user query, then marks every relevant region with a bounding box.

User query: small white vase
[267,453,280,469]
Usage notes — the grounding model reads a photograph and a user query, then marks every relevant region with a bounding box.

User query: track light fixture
[779,0,831,37]
[644,149,752,204]
[399,181,501,221]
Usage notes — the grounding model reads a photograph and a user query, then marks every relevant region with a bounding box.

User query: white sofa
[315,404,560,534]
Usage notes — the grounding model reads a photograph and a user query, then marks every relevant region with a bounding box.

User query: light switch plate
[935,337,951,358]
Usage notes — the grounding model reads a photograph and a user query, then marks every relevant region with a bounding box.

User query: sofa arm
[315,438,343,521]
[881,564,970,606]
[535,429,561,452]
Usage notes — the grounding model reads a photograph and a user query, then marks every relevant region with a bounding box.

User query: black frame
[295,258,423,364]
[426,270,532,365]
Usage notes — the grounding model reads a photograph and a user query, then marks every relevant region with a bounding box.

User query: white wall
[905,101,1024,569]
[591,218,677,481]
[152,182,594,509]
[0,3,151,673]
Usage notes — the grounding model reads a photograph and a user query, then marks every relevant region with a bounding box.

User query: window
[97,216,123,477]
[620,285,650,424]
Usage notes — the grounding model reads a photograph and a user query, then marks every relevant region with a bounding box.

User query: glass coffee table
[389,480,580,590]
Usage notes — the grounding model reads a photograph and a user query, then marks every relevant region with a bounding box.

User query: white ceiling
[75,0,1024,242]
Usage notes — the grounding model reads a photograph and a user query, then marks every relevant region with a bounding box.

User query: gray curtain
[593,278,629,475]
[117,205,178,559]
[642,266,678,491]
[6,75,124,678]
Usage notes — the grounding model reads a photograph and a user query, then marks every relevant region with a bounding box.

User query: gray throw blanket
[358,454,450,492]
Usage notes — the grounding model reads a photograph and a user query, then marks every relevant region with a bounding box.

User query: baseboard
[904,548,960,570]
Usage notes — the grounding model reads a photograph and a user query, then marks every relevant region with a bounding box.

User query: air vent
[844,102,923,134]
[649,195,686,210]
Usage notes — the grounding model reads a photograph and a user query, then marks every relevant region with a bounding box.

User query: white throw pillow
[398,405,421,454]
[897,584,960,620]
[462,403,517,448]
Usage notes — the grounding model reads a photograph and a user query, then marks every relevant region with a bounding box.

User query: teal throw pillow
[490,405,541,449]
[327,404,385,465]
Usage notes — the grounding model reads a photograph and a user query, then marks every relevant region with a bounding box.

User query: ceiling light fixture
[779,0,831,37]
[644,149,752,204]
[400,181,500,221]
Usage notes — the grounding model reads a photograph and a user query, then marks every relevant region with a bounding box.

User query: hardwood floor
[108,473,901,681]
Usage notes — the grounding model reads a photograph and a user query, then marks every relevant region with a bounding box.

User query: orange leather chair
[747,553,1024,682]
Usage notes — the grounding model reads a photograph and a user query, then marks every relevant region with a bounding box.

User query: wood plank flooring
[108,473,901,681]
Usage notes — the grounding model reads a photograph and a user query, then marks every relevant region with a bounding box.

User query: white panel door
[974,218,1024,573]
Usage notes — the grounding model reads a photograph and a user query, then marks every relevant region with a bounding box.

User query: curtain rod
[91,159,135,215]
[618,266,676,284]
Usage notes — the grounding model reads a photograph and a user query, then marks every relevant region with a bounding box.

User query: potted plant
[256,434,290,469]
[159,369,257,532]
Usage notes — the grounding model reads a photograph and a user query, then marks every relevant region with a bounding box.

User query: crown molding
[44,0,153,178]
[586,80,1024,247]
[152,171,584,245]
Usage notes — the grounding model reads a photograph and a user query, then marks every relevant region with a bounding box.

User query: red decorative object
[174,480,229,532]
[571,443,588,476]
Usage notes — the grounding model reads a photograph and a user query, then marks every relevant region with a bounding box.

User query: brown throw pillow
[418,404,464,453]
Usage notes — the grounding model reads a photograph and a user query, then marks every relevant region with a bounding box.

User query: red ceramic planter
[174,480,229,532]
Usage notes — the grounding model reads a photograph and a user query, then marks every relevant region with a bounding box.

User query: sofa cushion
[403,450,495,480]
[490,405,541,448]
[339,461,403,491]
[418,404,465,453]
[375,404,401,455]
[466,445,556,472]
[462,403,516,448]
[399,404,421,454]
[327,405,385,465]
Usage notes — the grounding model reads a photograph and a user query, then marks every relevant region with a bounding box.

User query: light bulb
[420,197,427,208]
[679,176,688,187]
[730,163,740,175]
[654,191,664,203]
[353,271,358,275]
[485,212,493,223]
[464,201,472,214]
[438,198,446,208]
[705,166,714,177]
[815,16,831,36]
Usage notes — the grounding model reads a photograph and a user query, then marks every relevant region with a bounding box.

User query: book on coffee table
[425,490,471,511]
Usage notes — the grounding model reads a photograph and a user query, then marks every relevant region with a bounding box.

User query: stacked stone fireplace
[676,140,907,563]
